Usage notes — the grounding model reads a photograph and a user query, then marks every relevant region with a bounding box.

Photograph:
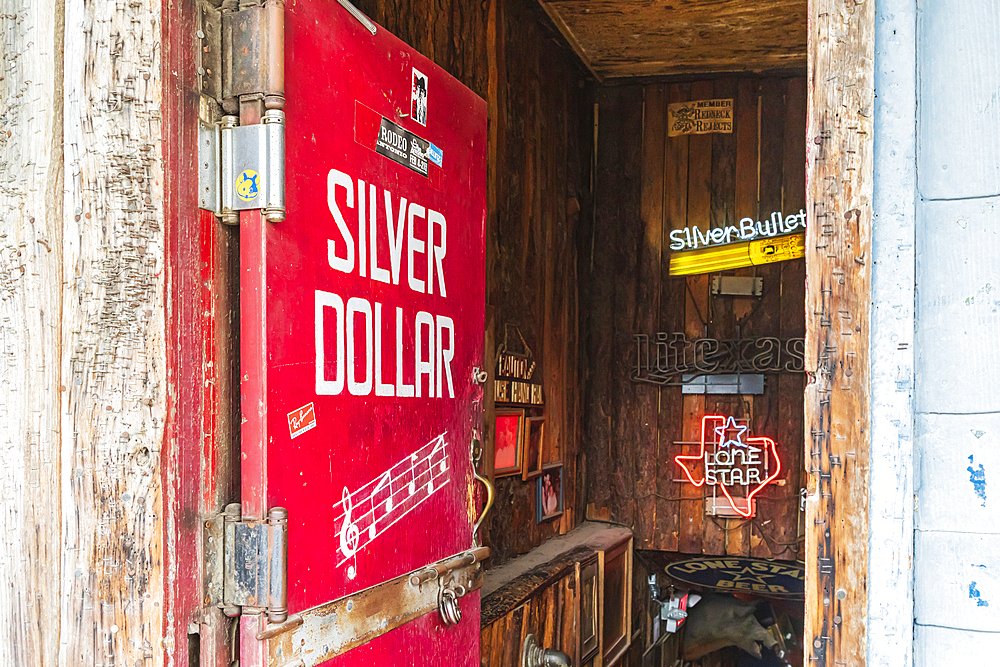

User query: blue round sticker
[236,169,259,202]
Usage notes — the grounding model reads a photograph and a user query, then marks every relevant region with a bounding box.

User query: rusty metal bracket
[222,0,285,109]
[197,1,223,100]
[196,0,285,110]
[408,546,490,587]
[266,548,488,666]
[205,503,289,623]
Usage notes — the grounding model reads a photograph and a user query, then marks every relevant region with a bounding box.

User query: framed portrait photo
[494,408,525,477]
[521,416,546,481]
[535,463,564,523]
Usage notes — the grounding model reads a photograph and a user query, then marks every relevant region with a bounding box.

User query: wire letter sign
[632,333,805,385]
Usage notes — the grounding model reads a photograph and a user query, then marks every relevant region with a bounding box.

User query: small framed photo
[535,463,563,523]
[521,416,546,481]
[494,408,525,477]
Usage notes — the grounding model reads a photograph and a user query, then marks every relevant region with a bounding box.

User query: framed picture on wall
[494,408,525,477]
[535,463,564,522]
[521,416,546,480]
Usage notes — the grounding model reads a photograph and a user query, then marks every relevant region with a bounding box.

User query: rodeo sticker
[668,98,733,137]
[375,117,430,177]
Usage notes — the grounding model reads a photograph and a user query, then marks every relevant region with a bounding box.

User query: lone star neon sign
[674,415,781,518]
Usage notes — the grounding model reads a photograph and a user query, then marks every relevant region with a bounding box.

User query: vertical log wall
[0,0,168,664]
[581,75,806,560]
[354,0,592,567]
[0,2,64,664]
[804,0,874,664]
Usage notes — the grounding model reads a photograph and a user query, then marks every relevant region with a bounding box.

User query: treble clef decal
[338,486,360,580]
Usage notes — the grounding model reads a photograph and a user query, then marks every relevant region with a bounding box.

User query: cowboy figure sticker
[411,68,428,126]
[674,415,781,517]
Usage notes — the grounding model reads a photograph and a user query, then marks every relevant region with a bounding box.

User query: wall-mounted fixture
[668,233,804,276]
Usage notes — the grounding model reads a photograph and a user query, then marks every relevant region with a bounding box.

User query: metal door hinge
[205,504,289,623]
[197,0,285,111]
[199,110,285,223]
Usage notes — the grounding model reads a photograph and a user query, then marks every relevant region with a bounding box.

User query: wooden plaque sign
[668,98,734,136]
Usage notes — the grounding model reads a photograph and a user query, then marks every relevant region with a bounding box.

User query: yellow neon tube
[669,232,805,276]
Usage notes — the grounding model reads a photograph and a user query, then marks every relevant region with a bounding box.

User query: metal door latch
[205,503,289,623]
[409,546,489,627]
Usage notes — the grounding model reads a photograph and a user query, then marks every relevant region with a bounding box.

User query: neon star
[715,415,749,449]
[674,415,782,518]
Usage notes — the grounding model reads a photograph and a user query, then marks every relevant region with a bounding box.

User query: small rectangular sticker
[428,142,443,167]
[410,68,428,126]
[376,117,430,177]
[287,402,317,439]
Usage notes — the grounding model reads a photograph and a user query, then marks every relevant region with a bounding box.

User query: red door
[240,3,487,665]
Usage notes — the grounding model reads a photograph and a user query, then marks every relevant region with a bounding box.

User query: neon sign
[667,209,806,251]
[674,415,781,518]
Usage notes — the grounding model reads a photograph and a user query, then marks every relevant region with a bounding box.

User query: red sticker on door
[287,402,317,439]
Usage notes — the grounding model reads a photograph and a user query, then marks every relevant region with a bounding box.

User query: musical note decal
[338,486,360,579]
[333,432,451,580]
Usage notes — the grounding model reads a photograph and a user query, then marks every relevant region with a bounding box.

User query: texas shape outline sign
[674,415,782,517]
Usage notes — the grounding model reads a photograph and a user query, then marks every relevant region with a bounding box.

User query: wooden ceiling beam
[537,0,806,79]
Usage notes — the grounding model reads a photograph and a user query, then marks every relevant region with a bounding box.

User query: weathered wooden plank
[634,84,667,549]
[585,84,643,528]
[749,78,786,559]
[608,85,645,532]
[538,0,806,79]
[0,1,63,664]
[58,0,167,661]
[730,80,759,350]
[654,82,691,554]
[805,0,874,663]
[684,80,713,555]
[772,76,807,562]
[722,79,761,557]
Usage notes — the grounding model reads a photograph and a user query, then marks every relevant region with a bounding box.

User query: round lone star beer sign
[665,557,805,599]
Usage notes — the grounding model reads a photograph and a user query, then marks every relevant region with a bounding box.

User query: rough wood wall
[804,0,873,664]
[0,1,64,664]
[480,573,577,667]
[0,0,167,664]
[354,0,592,568]
[581,76,806,561]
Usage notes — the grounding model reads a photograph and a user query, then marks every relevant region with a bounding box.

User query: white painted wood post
[1,0,167,663]
[913,0,1000,663]
[868,1,916,664]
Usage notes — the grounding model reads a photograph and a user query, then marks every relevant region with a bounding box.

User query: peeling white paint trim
[869,0,917,665]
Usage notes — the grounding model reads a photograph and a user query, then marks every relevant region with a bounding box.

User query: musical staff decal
[333,432,451,579]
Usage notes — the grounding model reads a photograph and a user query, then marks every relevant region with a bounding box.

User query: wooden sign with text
[668,98,733,136]
[494,351,543,406]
